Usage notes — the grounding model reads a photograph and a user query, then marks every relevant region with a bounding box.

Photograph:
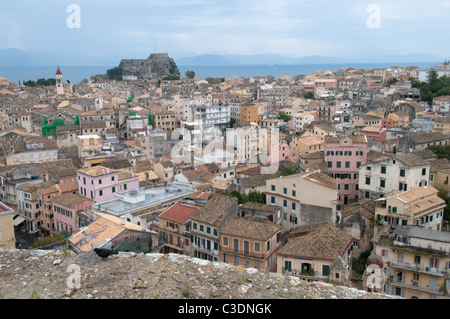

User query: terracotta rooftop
[221,217,281,241]
[277,223,355,260]
[158,202,201,224]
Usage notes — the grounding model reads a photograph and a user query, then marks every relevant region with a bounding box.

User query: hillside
[0,248,399,300]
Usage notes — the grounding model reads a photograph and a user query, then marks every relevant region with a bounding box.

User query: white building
[359,153,430,200]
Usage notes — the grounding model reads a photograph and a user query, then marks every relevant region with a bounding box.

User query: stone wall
[0,248,400,300]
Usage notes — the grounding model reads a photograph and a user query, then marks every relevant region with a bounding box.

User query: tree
[304,91,314,99]
[162,75,180,81]
[185,70,196,79]
[427,70,439,86]
[278,165,297,176]
[279,112,291,122]
[106,66,123,80]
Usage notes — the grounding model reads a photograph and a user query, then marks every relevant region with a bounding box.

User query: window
[99,190,103,196]
[292,190,296,197]
[344,184,349,190]
[400,169,405,177]
[271,196,275,204]
[292,202,296,210]
[365,177,371,185]
[271,185,275,191]
[98,179,102,185]
[193,223,197,230]
[206,227,211,234]
[356,162,361,168]
[336,161,341,168]
[254,242,260,252]
[422,168,426,176]
[381,166,386,174]
[380,180,386,188]
[283,200,287,207]
[328,161,332,168]
[345,161,350,168]
[223,236,228,246]
[283,187,287,194]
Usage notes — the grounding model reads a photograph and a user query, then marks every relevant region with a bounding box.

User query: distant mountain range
[0,48,446,67]
[175,53,447,66]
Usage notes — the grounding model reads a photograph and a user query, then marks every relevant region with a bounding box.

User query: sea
[0,62,438,85]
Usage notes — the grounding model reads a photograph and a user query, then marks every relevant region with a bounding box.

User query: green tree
[185,70,196,79]
[427,70,439,86]
[304,91,314,99]
[106,66,123,80]
[279,112,291,122]
[206,77,221,84]
[278,165,297,176]
[162,75,180,81]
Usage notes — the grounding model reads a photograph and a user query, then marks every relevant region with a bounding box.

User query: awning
[13,216,25,226]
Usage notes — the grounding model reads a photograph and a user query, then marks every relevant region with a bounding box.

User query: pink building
[324,135,368,204]
[52,193,94,234]
[77,165,140,203]
[360,127,387,143]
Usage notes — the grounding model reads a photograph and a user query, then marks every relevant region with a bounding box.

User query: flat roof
[91,182,196,217]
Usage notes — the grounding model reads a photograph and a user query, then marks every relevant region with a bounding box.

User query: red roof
[56,67,62,75]
[158,203,201,224]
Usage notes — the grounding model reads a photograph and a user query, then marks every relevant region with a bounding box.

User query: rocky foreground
[0,248,400,299]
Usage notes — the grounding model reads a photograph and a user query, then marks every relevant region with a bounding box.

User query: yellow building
[372,225,450,299]
[375,186,446,232]
[0,202,15,249]
[433,117,450,134]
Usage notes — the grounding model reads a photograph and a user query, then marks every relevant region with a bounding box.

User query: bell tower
[56,66,64,95]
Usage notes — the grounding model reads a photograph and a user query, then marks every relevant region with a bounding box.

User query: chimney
[121,216,125,225]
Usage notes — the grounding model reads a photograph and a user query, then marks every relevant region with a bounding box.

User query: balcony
[389,277,444,295]
[389,262,445,277]
[193,243,219,256]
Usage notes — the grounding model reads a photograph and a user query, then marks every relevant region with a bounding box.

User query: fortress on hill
[119,52,180,80]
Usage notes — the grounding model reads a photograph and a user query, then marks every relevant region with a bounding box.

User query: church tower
[56,66,64,95]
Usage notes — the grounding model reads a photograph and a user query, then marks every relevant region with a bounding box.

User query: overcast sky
[1,0,449,65]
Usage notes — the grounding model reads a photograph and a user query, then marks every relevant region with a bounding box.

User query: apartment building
[52,193,94,235]
[375,186,446,232]
[265,171,338,232]
[6,136,58,165]
[372,225,450,299]
[77,165,139,203]
[0,202,15,249]
[220,216,282,273]
[277,223,355,284]
[151,202,201,256]
[359,153,430,200]
[324,135,368,204]
[190,194,238,262]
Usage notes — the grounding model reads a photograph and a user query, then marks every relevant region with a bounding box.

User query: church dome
[56,67,62,75]
[366,253,383,269]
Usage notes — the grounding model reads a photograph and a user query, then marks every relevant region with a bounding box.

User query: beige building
[375,186,446,232]
[6,136,58,165]
[277,223,355,284]
[291,134,324,157]
[0,202,15,249]
[265,171,338,232]
[220,216,282,273]
[372,225,450,299]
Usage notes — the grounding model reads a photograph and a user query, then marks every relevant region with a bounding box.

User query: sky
[1,0,449,65]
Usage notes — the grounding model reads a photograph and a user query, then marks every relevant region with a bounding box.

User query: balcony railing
[389,262,446,277]
[282,267,321,278]
[193,243,219,256]
[389,277,444,295]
